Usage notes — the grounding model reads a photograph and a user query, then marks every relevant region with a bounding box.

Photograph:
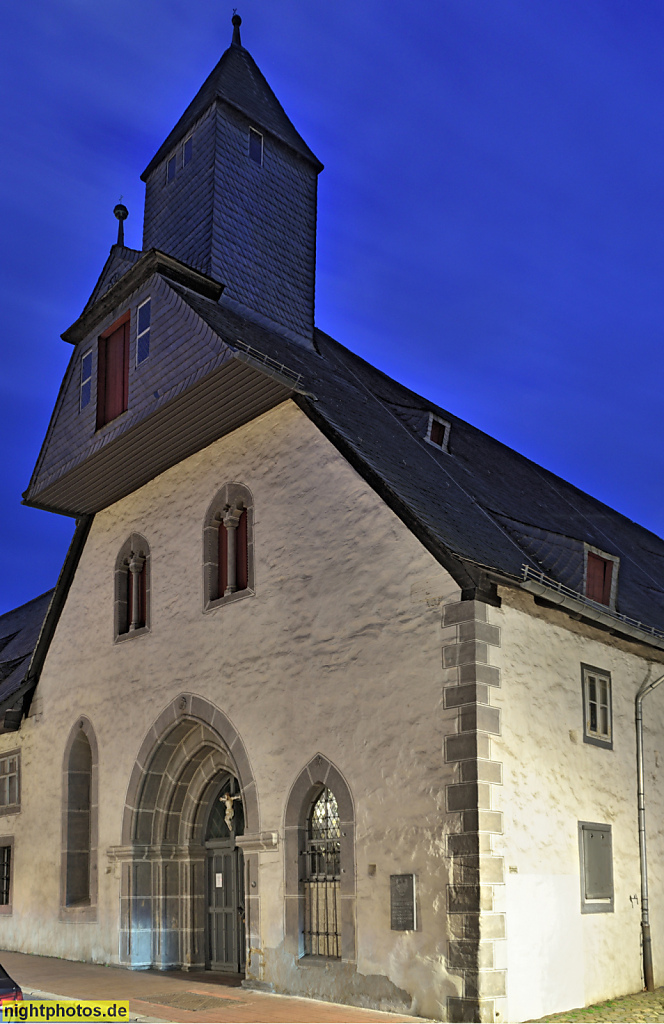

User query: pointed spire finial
[114,202,129,246]
[231,10,242,47]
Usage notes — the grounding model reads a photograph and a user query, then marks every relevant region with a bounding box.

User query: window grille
[0,846,10,906]
[0,756,18,807]
[304,788,341,958]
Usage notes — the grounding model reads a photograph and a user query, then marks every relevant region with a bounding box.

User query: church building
[2,15,664,1023]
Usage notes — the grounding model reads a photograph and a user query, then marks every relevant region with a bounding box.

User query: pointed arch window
[62,718,98,918]
[114,534,151,640]
[203,484,254,609]
[284,755,356,963]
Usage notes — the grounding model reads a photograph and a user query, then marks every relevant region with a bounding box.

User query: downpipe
[636,671,664,992]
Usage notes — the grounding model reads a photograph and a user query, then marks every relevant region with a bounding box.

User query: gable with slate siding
[210,103,318,341]
[26,274,230,500]
[82,245,142,315]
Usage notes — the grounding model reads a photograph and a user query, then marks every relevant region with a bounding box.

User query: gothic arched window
[62,718,98,917]
[114,534,150,640]
[305,788,341,958]
[284,755,356,962]
[203,484,254,609]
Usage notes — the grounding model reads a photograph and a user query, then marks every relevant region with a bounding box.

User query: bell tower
[141,14,323,347]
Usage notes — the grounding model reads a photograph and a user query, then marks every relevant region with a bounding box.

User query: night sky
[1,0,664,615]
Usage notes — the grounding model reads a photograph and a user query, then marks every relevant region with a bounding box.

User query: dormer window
[80,351,93,410]
[183,137,193,165]
[249,128,263,166]
[97,313,129,429]
[136,299,151,365]
[426,414,451,452]
[167,155,176,182]
[585,549,618,608]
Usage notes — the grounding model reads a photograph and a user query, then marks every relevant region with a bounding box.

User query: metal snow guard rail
[232,339,303,388]
[521,565,664,642]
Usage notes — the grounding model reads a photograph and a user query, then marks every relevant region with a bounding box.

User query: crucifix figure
[220,791,242,831]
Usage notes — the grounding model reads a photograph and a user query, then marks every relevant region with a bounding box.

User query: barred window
[304,788,341,958]
[0,754,19,809]
[0,846,11,906]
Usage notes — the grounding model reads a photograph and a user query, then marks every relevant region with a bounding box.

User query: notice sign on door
[215,873,223,888]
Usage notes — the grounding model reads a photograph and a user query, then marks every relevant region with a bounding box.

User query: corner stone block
[447,939,494,970]
[446,782,492,812]
[459,705,500,735]
[462,809,503,835]
[463,970,507,999]
[447,997,495,1023]
[458,620,501,646]
[442,601,488,626]
[459,663,501,687]
[460,759,502,784]
[444,683,490,709]
[447,884,481,914]
[445,732,492,763]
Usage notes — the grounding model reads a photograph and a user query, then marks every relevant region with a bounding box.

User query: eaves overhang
[23,354,294,517]
[61,250,224,346]
[520,572,664,653]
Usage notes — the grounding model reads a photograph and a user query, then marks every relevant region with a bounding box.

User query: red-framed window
[218,509,248,596]
[97,313,129,429]
[586,552,613,606]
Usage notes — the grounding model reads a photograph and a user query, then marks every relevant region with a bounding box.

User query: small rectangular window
[0,754,19,811]
[578,821,613,913]
[249,128,263,165]
[426,414,451,451]
[183,136,193,165]
[80,351,93,410]
[167,155,176,182]
[586,551,614,606]
[581,664,612,748]
[136,299,151,365]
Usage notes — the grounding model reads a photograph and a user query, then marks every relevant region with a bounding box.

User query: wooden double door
[206,842,245,972]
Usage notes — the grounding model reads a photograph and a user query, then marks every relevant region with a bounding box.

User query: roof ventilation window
[585,548,619,609]
[426,414,451,452]
[249,128,263,166]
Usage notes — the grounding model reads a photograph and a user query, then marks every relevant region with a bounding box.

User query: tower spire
[113,202,128,246]
[231,11,242,48]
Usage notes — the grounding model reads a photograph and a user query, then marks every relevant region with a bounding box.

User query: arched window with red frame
[204,484,254,607]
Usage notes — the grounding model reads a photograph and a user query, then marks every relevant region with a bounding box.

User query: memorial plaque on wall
[390,874,416,930]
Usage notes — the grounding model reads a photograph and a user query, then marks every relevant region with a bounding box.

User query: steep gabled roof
[0,591,53,712]
[141,38,322,180]
[164,286,664,640]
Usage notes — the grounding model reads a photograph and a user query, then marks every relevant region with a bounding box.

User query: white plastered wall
[0,400,461,1019]
[491,588,664,1022]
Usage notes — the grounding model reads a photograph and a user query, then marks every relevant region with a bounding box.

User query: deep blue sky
[1,0,664,615]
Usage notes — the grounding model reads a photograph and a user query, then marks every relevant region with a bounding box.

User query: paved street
[0,950,424,1024]
[532,987,664,1023]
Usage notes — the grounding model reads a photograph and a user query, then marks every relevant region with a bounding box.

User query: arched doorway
[119,694,258,972]
[203,773,245,972]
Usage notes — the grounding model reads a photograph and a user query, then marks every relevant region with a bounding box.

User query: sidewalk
[0,950,425,1024]
[532,986,664,1023]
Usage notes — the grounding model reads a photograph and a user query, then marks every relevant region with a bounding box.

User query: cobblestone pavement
[532,987,664,1023]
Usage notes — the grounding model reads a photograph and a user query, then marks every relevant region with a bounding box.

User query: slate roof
[141,38,322,180]
[164,285,664,638]
[0,591,53,710]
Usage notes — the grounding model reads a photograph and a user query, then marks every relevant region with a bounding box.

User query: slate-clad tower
[141,14,322,346]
